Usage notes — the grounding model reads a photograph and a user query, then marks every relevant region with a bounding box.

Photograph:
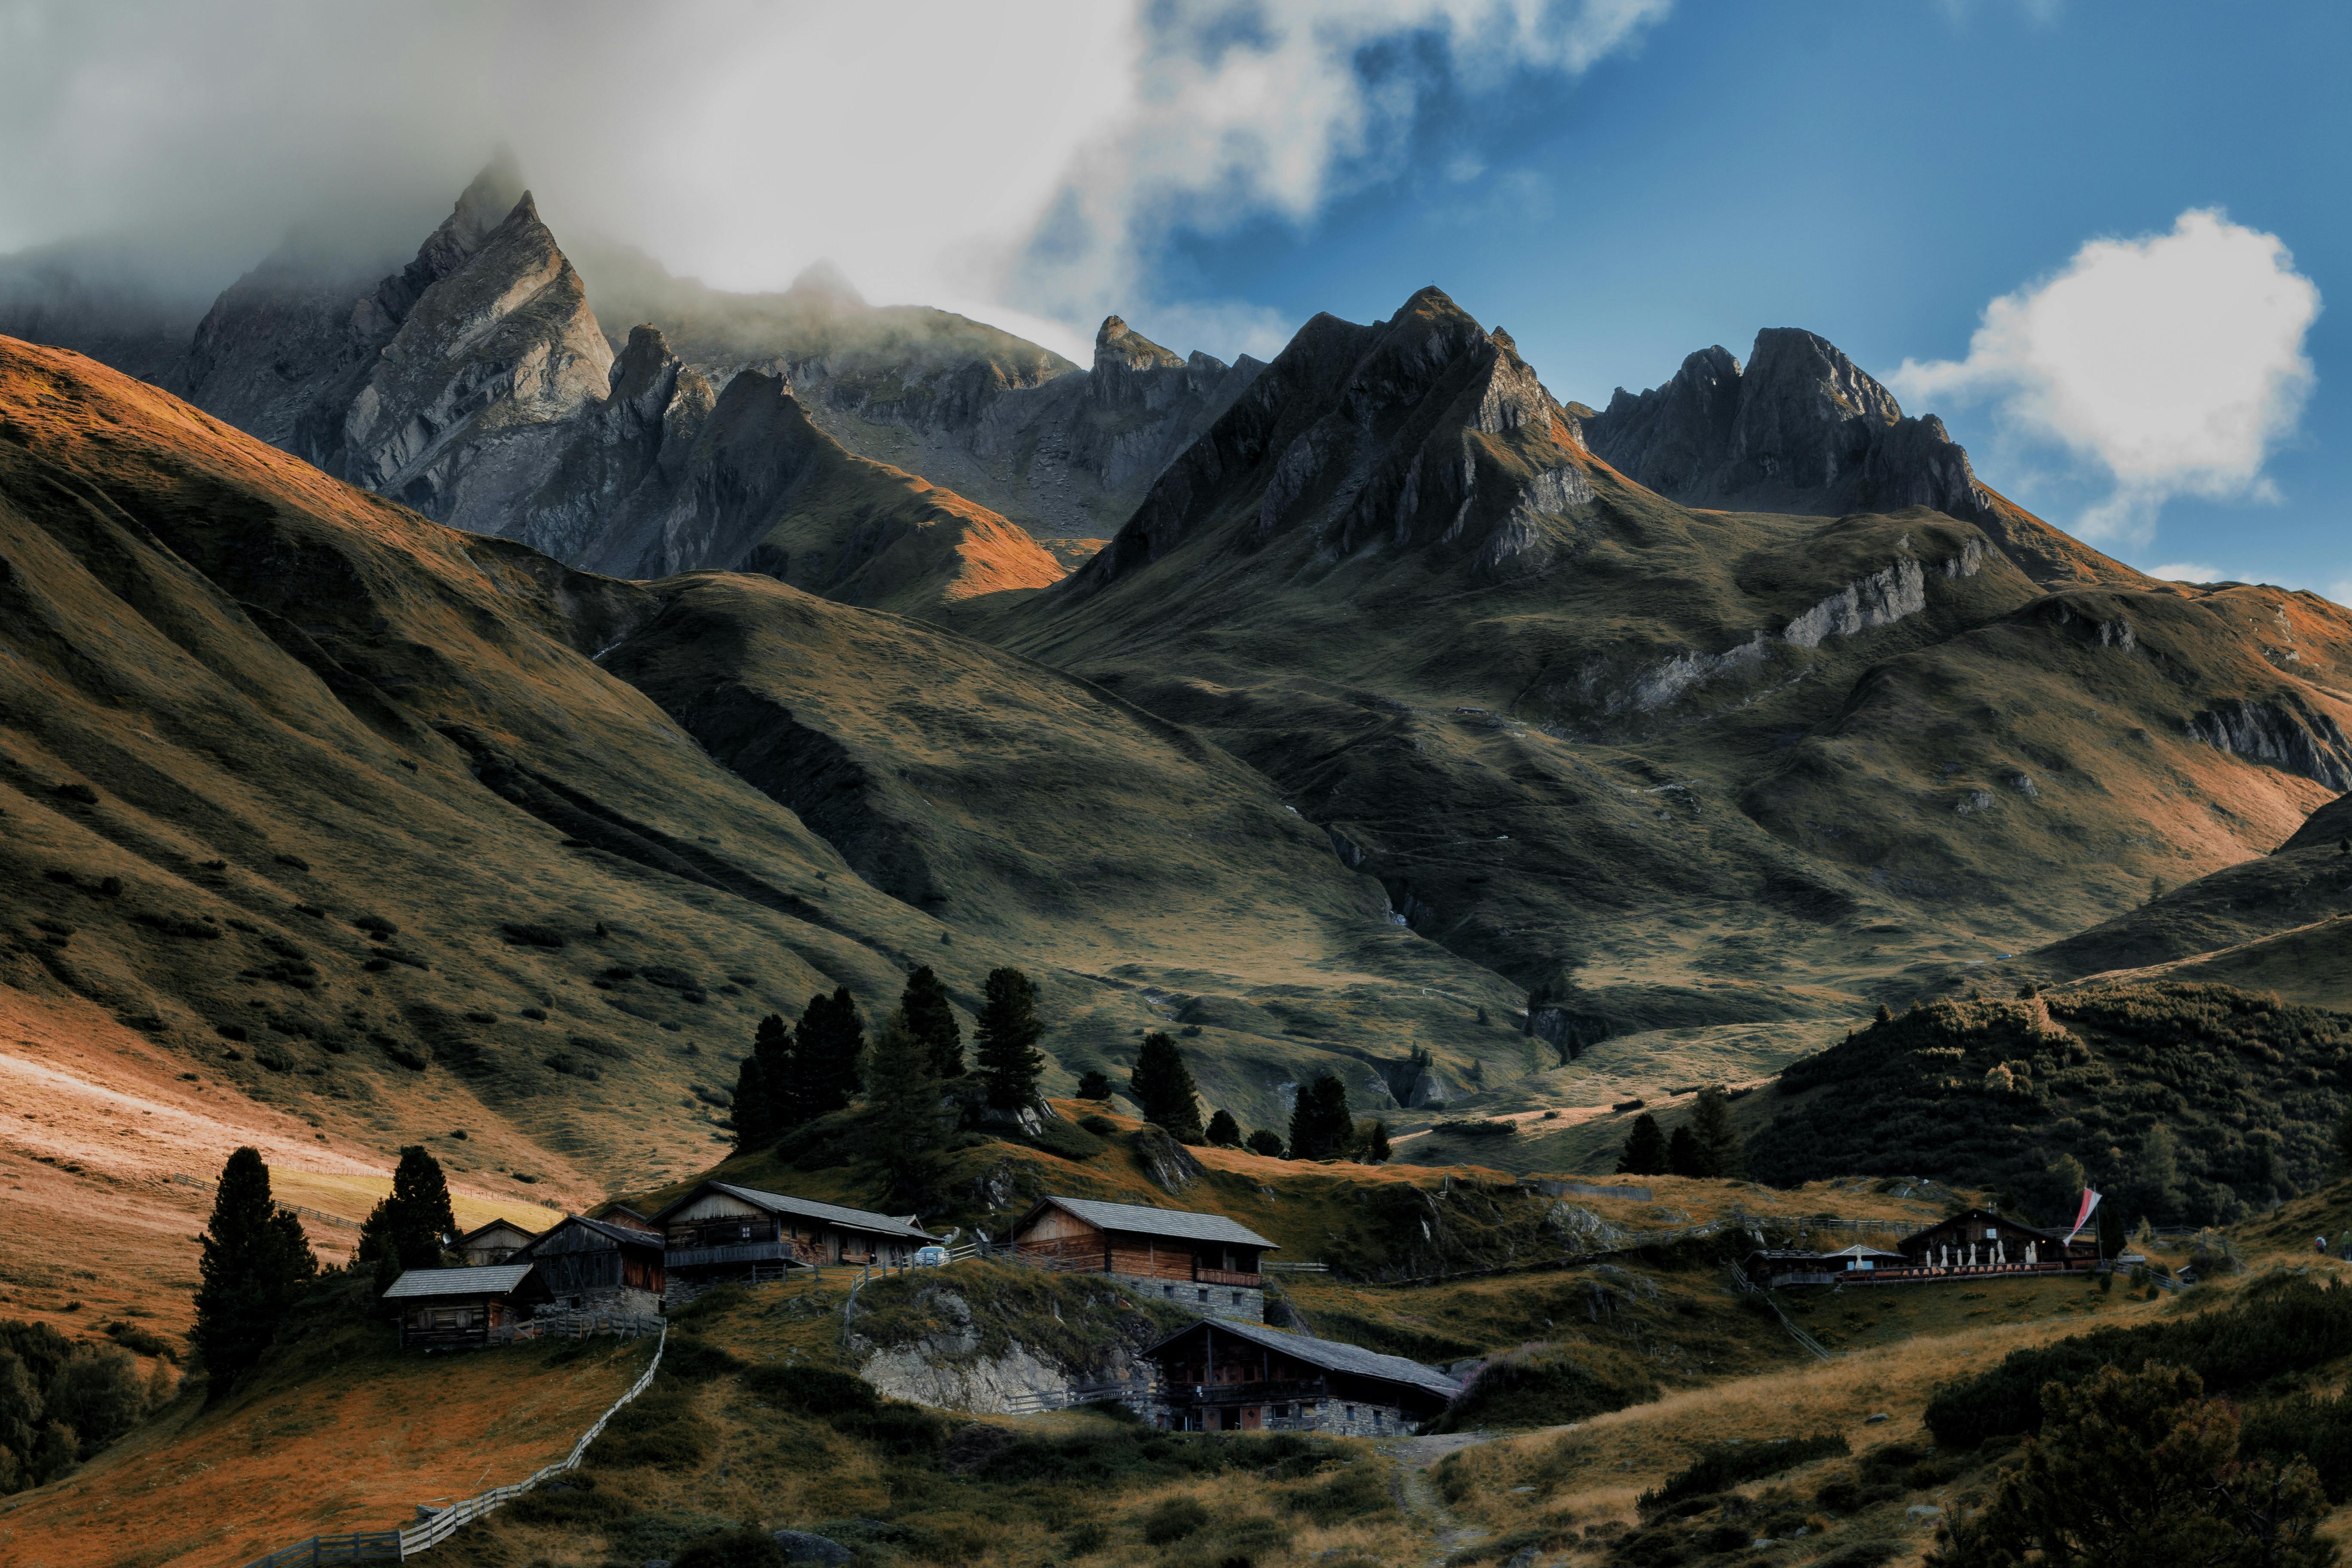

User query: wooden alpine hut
[1144,1317,1460,1435]
[1009,1195,1277,1322]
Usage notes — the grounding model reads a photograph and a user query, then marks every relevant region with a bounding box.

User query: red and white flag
[2064,1187,2101,1244]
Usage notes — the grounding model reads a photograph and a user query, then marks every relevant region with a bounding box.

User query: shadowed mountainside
[966,287,2352,1065]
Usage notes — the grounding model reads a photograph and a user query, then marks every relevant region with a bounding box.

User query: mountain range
[3,159,2348,1193]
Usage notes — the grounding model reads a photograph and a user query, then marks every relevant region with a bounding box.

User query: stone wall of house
[1109,1271,1263,1323]
[536,1284,663,1320]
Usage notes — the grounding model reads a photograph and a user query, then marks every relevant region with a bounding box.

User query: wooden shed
[514,1215,666,1315]
[1010,1196,1277,1321]
[1144,1317,1459,1436]
[384,1264,550,1351]
[648,1181,939,1284]
[456,1218,541,1267]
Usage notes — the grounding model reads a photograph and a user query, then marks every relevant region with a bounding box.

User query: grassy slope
[955,291,2352,1129]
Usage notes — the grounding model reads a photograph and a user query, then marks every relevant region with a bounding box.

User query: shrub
[1076,1069,1113,1100]
[1436,1343,1660,1432]
[380,1040,429,1071]
[1142,1497,1210,1544]
[543,1055,597,1081]
[353,916,398,937]
[1431,1118,1515,1139]
[1923,1275,2352,1448]
[273,854,310,871]
[1079,1113,1119,1137]
[215,1023,248,1042]
[1245,1129,1286,1158]
[500,922,567,948]
[736,1364,945,1456]
[1205,1109,1242,1147]
[51,783,98,805]
[1029,1117,1106,1162]
[1638,1433,1850,1514]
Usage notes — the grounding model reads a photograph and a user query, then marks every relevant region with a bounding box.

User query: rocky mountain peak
[1586,325,1978,521]
[1094,315,1185,376]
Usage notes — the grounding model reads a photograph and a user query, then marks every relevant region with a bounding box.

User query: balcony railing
[1194,1268,1262,1289]
[667,1240,798,1270]
[1164,1378,1329,1406]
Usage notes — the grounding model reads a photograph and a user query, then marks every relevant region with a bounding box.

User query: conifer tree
[900,966,963,1078]
[357,1145,457,1293]
[1617,1112,1667,1176]
[790,988,864,1123]
[192,1147,315,1390]
[1689,1087,1740,1179]
[1666,1124,1709,1178]
[1366,1121,1393,1164]
[2097,1193,2126,1260]
[974,967,1044,1112]
[1075,1069,1113,1100]
[1287,1073,1353,1161]
[1129,1032,1204,1140]
[1245,1129,1285,1158]
[733,1012,792,1148]
[1204,1109,1241,1147]
[864,1011,948,1211]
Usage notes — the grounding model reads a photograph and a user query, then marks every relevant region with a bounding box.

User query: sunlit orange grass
[0,1334,652,1568]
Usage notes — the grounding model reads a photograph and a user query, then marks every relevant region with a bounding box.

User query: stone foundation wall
[1109,1271,1263,1323]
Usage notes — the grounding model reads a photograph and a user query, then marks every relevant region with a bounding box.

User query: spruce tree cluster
[356,1145,458,1292]
[862,1008,950,1213]
[732,988,865,1147]
[1662,1087,1742,1179]
[899,965,963,1078]
[974,967,1044,1111]
[192,1147,315,1391]
[1287,1072,1354,1161]
[1617,1112,1666,1176]
[1129,1032,1204,1141]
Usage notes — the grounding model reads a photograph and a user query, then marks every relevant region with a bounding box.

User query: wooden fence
[174,1172,361,1231]
[236,1326,665,1567]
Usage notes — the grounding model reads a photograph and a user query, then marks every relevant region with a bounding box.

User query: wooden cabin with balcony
[456,1218,541,1266]
[514,1215,666,1315]
[647,1181,939,1286]
[1009,1196,1277,1322]
[1145,1317,1459,1435]
[1898,1207,2090,1274]
[384,1263,550,1350]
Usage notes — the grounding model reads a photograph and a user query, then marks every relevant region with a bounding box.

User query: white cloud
[0,0,1669,362]
[2147,562,2223,583]
[1888,209,2321,546]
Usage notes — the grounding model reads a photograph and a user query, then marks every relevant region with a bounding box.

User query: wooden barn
[1144,1317,1460,1436]
[514,1215,666,1315]
[648,1181,939,1284]
[456,1218,541,1266]
[384,1264,550,1350]
[1010,1196,1277,1323]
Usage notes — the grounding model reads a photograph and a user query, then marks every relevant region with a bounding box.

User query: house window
[1163,1284,1175,1298]
[1198,1288,1210,1302]
[1275,1405,1292,1418]
[1230,1291,1242,1304]
[1344,1406,1357,1420]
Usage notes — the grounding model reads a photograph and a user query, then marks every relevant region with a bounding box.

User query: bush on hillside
[1923,1274,2352,1449]
[1434,1341,1661,1433]
[1746,984,2352,1223]
[1637,1433,1850,1515]
[0,1321,162,1493]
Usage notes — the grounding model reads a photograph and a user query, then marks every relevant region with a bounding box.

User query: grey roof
[383,1263,536,1300]
[457,1218,542,1244]
[522,1214,665,1253]
[653,1181,939,1243]
[1902,1207,2061,1246]
[1026,1195,1277,1251]
[1151,1317,1460,1400]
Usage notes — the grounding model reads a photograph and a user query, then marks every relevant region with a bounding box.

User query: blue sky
[1130,1,2347,596]
[3,1,2338,595]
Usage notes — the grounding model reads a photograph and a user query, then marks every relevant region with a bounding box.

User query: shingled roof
[1150,1317,1460,1399]
[1019,1195,1277,1251]
[382,1264,537,1300]
[649,1181,939,1243]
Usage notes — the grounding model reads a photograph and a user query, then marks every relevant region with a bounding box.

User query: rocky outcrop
[1585,328,1992,522]
[1130,1124,1206,1193]
[1073,288,1599,593]
[2188,698,2352,791]
[295,178,614,530]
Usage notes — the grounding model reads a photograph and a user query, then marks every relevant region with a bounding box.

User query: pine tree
[1666,1124,1708,1178]
[1075,1069,1113,1100]
[1617,1113,1666,1176]
[900,966,963,1078]
[1366,1121,1392,1164]
[192,1147,315,1391]
[1689,1087,1740,1179]
[1129,1032,1204,1140]
[790,988,864,1123]
[1204,1109,1241,1147]
[974,967,1044,1112]
[2097,1194,2127,1260]
[734,1011,793,1147]
[863,1011,948,1212]
[1287,1073,1352,1161]
[357,1145,457,1293]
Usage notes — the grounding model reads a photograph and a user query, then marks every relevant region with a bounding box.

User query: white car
[913,1245,949,1268]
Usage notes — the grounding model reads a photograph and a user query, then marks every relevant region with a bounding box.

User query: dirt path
[1383,1426,1577,1565]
